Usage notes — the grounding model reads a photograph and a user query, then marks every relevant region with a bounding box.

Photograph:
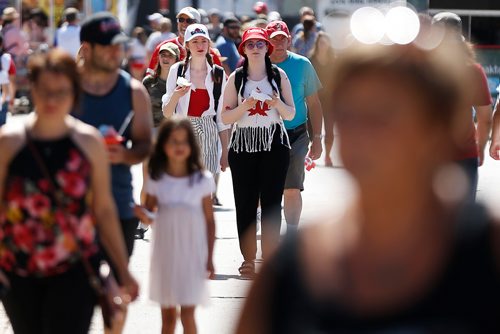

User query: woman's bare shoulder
[0,121,27,160]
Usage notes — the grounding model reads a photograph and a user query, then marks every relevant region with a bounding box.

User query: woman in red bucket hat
[222,27,295,278]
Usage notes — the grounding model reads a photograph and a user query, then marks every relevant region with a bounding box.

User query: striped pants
[189,116,220,175]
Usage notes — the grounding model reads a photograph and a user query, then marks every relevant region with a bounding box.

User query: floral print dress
[0,135,98,277]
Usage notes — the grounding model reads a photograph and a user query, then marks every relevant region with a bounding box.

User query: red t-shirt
[147,37,222,75]
[456,63,492,160]
[187,89,210,117]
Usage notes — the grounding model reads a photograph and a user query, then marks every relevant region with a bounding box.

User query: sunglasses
[177,17,196,24]
[245,41,267,50]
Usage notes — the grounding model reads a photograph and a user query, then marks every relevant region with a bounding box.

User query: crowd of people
[0,2,499,333]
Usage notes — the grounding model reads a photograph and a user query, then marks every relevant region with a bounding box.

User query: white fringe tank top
[230,77,290,153]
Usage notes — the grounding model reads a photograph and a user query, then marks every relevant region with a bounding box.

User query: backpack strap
[234,67,244,97]
[212,64,224,112]
[176,63,185,78]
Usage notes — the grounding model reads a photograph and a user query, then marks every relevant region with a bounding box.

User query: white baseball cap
[176,7,201,23]
[184,24,210,44]
[147,12,163,22]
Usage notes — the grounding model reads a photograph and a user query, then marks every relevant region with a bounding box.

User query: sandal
[238,260,256,279]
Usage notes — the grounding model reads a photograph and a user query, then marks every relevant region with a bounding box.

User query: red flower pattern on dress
[0,146,97,276]
[24,193,51,218]
[56,170,86,198]
[12,224,35,252]
[66,149,83,172]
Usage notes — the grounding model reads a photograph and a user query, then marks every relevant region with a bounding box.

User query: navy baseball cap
[80,12,130,45]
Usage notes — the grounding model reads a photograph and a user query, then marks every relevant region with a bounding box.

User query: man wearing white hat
[146,7,222,76]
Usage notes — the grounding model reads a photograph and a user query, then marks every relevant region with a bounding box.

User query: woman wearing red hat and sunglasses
[222,27,295,278]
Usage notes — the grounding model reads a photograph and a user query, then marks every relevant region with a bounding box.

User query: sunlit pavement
[1,113,500,333]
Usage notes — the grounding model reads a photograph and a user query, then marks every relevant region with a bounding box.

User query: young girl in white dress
[137,116,216,334]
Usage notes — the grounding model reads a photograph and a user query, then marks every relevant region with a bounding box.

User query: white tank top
[230,77,289,153]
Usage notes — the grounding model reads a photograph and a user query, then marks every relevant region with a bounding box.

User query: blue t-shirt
[275,52,322,129]
[215,35,241,72]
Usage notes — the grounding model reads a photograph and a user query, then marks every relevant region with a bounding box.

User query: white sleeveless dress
[147,171,215,307]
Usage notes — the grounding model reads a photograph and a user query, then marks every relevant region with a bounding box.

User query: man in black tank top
[77,12,153,332]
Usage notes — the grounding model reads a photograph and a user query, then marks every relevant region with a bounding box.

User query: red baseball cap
[266,20,291,39]
[253,1,268,14]
[238,27,274,56]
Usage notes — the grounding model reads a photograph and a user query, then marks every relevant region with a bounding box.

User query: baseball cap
[238,27,274,56]
[147,12,163,22]
[266,20,290,39]
[432,12,464,41]
[80,12,130,45]
[184,24,210,44]
[159,42,180,59]
[176,7,201,23]
[2,7,19,21]
[253,1,268,15]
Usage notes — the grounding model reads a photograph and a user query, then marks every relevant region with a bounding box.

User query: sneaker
[135,228,147,240]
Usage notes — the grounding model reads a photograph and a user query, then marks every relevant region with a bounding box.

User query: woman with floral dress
[0,49,138,334]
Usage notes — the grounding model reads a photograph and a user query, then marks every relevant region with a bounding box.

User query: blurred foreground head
[330,38,468,186]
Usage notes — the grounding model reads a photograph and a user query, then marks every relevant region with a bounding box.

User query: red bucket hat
[238,27,274,56]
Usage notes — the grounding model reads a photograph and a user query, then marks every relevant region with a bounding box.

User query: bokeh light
[350,7,386,45]
[385,6,420,44]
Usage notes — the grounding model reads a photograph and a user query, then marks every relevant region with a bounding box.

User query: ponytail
[182,49,191,77]
[241,55,249,96]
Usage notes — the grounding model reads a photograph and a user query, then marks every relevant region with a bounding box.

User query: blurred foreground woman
[236,38,500,333]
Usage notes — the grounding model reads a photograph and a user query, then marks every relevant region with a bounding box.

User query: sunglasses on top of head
[245,40,267,50]
[177,17,196,24]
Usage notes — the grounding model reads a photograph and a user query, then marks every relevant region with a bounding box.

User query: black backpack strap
[212,64,224,112]
[234,67,244,97]
[176,63,184,78]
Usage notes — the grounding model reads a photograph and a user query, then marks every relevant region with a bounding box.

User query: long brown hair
[148,116,204,182]
[309,31,335,62]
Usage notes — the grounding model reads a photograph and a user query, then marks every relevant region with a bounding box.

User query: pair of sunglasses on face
[177,17,196,24]
[245,40,267,50]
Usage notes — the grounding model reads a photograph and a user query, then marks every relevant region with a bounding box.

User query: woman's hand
[207,259,215,280]
[133,204,154,225]
[265,93,282,109]
[120,271,140,302]
[242,97,257,111]
[173,85,190,98]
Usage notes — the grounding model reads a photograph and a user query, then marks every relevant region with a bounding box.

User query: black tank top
[269,204,500,333]
[0,134,98,277]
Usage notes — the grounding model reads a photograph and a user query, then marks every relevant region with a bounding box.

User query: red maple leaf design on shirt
[248,101,271,116]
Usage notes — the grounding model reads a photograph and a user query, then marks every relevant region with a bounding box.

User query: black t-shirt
[267,204,500,333]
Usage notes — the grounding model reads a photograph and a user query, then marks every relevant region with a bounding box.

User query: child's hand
[133,205,154,225]
[207,260,215,280]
